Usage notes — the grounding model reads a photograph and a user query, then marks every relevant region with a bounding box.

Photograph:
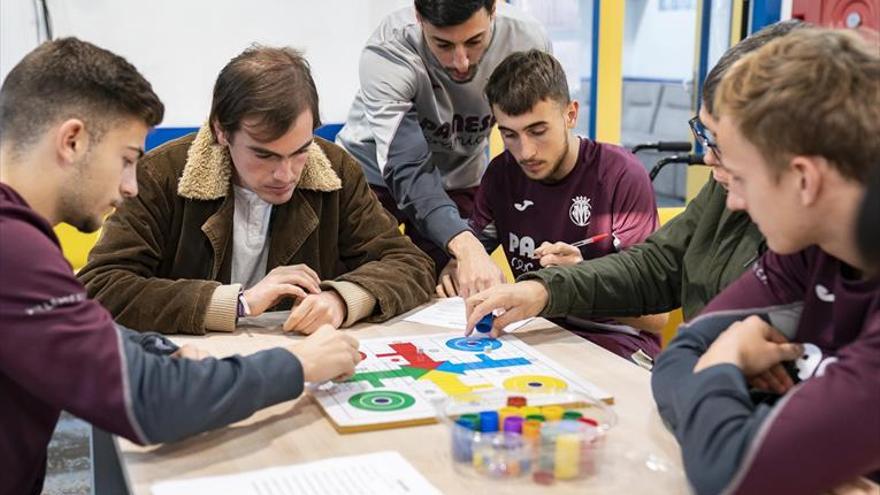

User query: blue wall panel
[145,124,345,151]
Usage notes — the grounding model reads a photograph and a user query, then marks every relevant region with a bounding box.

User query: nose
[273,157,297,182]
[120,168,138,198]
[520,137,538,161]
[703,147,720,167]
[453,46,469,73]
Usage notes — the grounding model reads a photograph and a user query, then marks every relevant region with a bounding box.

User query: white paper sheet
[151,451,441,495]
[403,297,533,332]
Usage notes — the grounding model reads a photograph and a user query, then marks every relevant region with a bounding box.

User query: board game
[311,332,612,433]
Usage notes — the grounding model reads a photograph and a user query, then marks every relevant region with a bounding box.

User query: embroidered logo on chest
[795,342,838,380]
[513,200,534,212]
[815,284,836,303]
[569,196,592,227]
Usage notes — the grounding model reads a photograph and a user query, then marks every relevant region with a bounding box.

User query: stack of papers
[151,451,441,495]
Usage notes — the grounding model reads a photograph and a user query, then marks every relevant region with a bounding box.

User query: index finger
[295,264,321,285]
[281,264,321,286]
[341,332,360,350]
[466,295,502,335]
[284,297,313,332]
[534,242,553,257]
[768,363,794,393]
[764,326,791,344]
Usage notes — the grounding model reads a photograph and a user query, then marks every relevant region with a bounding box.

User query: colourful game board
[311,332,612,433]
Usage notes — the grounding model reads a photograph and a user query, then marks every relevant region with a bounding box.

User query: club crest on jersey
[569,196,592,227]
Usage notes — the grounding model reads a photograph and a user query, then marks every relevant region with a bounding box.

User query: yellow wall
[56,223,100,272]
[593,0,625,145]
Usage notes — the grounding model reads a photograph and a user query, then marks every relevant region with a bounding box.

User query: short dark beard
[537,131,571,185]
[57,151,102,233]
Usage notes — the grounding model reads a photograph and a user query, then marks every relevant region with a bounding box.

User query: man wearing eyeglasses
[465,21,806,342]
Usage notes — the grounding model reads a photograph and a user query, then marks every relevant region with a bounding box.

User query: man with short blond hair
[651,28,880,494]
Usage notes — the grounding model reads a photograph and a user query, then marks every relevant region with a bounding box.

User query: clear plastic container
[438,389,616,485]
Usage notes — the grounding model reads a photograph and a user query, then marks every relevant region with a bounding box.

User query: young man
[463,21,805,337]
[77,46,435,335]
[336,0,550,297]
[652,29,880,494]
[0,38,360,495]
[442,50,665,361]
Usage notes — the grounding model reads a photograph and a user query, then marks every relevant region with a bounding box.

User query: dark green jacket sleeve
[519,179,715,318]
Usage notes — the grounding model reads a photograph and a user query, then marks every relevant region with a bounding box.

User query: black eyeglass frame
[689,116,721,158]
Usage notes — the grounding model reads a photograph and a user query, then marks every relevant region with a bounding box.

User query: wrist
[447,231,481,258]
[322,290,348,326]
[694,346,741,373]
[522,280,549,310]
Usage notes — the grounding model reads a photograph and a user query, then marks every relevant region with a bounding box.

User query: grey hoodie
[337,3,550,250]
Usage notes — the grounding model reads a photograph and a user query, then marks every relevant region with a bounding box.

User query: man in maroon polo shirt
[439,50,666,362]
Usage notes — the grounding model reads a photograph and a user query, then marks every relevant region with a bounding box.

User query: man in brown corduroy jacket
[78,45,435,335]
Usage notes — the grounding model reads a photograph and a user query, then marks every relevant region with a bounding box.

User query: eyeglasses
[689,116,721,158]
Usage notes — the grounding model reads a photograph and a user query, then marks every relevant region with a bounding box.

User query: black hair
[414,0,495,27]
[485,49,569,116]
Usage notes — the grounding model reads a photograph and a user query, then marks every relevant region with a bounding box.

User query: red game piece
[507,396,527,407]
[533,470,555,485]
[578,417,599,427]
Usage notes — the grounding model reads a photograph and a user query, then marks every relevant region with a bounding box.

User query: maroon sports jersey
[470,137,659,278]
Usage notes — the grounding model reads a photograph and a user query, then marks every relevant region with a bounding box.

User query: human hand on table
[693,315,803,381]
[283,291,347,334]
[465,280,549,337]
[288,325,361,382]
[243,264,322,316]
[435,259,459,297]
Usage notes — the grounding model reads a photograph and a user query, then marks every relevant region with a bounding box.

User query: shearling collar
[177,123,342,200]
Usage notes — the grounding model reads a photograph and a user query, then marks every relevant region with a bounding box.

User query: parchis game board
[311,332,612,433]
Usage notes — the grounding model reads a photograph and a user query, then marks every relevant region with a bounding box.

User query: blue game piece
[479,410,500,432]
[475,313,494,336]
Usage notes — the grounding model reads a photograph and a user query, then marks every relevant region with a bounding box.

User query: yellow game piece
[498,406,521,424]
[554,433,581,480]
[541,405,565,421]
[521,406,541,418]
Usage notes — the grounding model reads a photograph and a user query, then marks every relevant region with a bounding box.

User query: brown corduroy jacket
[78,126,435,335]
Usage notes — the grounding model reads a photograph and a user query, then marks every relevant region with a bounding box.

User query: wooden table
[117,308,688,494]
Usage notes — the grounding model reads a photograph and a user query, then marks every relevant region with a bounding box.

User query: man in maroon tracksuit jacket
[0,38,360,495]
[651,29,880,494]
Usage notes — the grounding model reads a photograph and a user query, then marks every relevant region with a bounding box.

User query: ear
[790,155,823,207]
[565,100,579,129]
[212,120,229,146]
[55,119,88,168]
